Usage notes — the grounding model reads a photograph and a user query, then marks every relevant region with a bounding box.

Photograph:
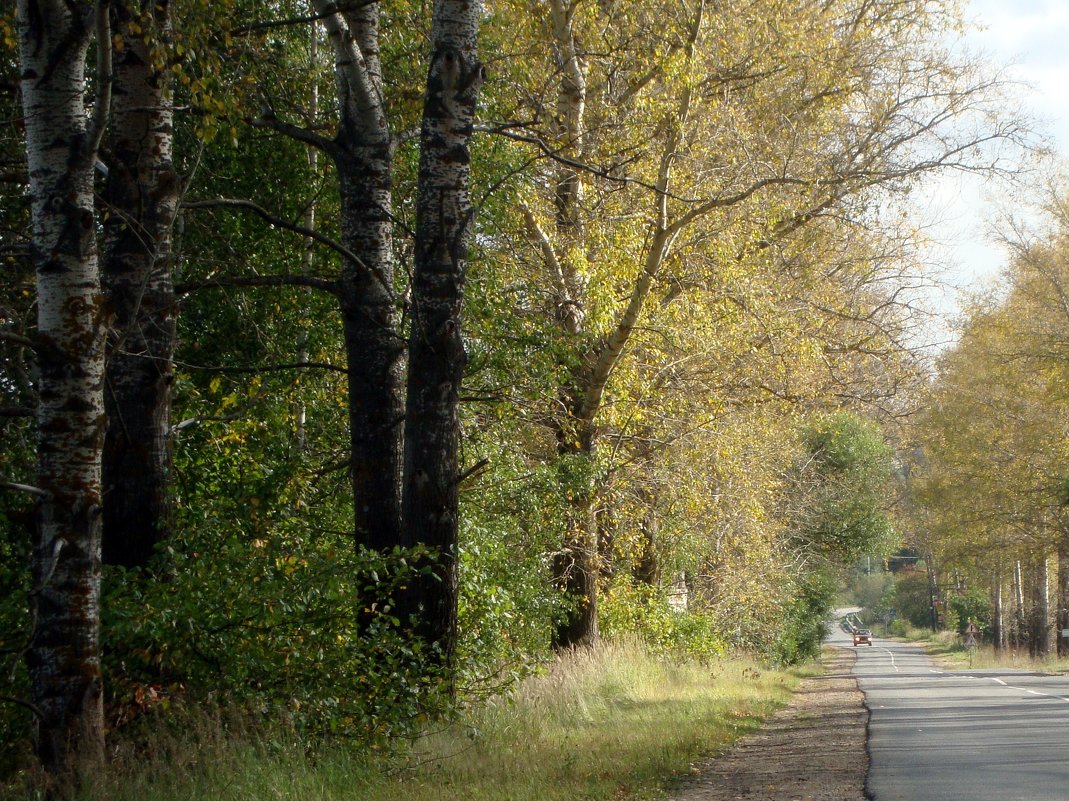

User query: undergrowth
[5,640,804,801]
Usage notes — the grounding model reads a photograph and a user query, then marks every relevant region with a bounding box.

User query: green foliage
[851,570,896,624]
[456,473,563,691]
[798,413,899,564]
[599,579,727,661]
[773,569,837,665]
[948,588,993,638]
[891,571,934,629]
[102,531,446,743]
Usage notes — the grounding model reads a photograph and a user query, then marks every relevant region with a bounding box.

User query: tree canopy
[0,0,1034,780]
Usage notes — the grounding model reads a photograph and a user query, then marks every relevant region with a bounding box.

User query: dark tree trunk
[632,486,660,587]
[315,1,405,553]
[992,569,1004,652]
[101,0,178,569]
[1058,535,1069,657]
[551,422,600,649]
[551,496,600,648]
[400,0,483,669]
[336,155,404,553]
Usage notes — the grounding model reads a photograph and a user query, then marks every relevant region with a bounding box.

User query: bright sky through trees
[922,0,1069,333]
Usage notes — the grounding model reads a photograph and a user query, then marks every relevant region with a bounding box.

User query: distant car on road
[853,629,873,646]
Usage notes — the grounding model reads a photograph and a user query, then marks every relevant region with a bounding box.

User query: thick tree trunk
[316,1,404,552]
[633,486,660,587]
[551,426,600,649]
[336,155,404,552]
[101,0,178,569]
[992,569,1004,652]
[1013,559,1025,651]
[1058,534,1069,657]
[401,0,482,669]
[17,0,110,773]
[1032,556,1051,657]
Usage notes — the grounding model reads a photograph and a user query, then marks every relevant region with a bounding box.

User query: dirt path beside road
[671,647,868,801]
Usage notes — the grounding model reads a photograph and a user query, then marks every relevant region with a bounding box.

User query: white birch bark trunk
[17,0,110,773]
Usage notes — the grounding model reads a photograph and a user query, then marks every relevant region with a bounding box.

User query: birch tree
[400,0,484,667]
[16,0,110,773]
[233,0,482,668]
[307,0,405,553]
[501,0,1025,646]
[101,0,179,569]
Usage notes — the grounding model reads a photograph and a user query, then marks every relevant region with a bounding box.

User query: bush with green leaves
[797,413,899,564]
[599,579,727,661]
[774,568,837,665]
[102,531,447,745]
[891,570,935,629]
[948,588,992,638]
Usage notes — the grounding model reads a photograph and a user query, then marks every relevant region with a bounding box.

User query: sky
[919,0,1069,333]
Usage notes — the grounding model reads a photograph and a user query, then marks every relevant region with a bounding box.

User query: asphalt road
[830,626,1069,801]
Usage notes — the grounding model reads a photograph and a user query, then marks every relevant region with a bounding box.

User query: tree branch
[0,407,34,418]
[248,111,340,157]
[84,0,112,165]
[0,694,46,721]
[229,0,378,36]
[0,481,50,498]
[175,274,338,296]
[181,197,395,299]
[0,331,35,350]
[175,360,349,375]
[313,0,387,138]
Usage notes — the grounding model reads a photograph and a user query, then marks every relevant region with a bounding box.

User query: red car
[853,629,873,646]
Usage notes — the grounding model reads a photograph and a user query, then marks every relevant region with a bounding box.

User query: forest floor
[669,646,868,801]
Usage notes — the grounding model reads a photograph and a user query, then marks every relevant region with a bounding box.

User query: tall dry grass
[11,640,802,801]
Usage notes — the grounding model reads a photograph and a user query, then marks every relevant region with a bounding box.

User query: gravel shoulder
[670,647,868,801]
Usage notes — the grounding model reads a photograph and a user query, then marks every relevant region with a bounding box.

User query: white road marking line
[877,647,899,672]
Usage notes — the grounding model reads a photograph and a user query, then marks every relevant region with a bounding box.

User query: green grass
[18,641,806,801]
[883,622,1069,673]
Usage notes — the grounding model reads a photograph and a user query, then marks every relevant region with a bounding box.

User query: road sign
[964,633,978,648]
[965,622,979,636]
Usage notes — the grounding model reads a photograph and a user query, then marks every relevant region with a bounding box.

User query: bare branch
[0,481,49,498]
[455,458,491,487]
[0,331,35,350]
[176,274,337,296]
[181,197,395,299]
[0,407,34,418]
[0,694,46,721]
[229,0,378,36]
[175,360,349,375]
[248,111,339,157]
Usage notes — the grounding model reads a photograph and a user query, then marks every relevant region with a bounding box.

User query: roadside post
[964,622,979,667]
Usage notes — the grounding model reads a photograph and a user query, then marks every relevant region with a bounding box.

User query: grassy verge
[880,622,1069,672]
[32,641,808,801]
